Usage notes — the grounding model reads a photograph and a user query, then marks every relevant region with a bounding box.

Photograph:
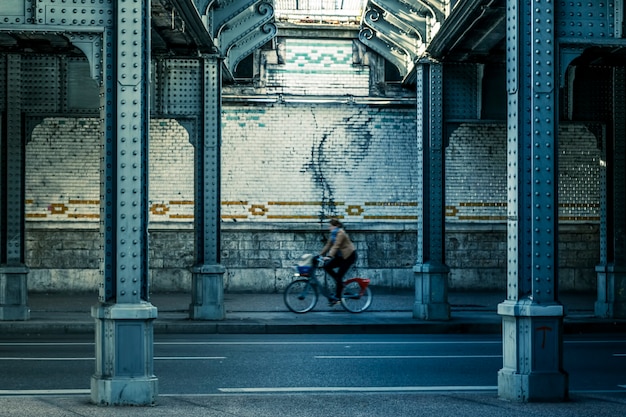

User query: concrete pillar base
[91,303,158,406]
[0,266,30,321]
[498,299,568,402]
[412,302,450,321]
[91,376,158,406]
[413,262,450,320]
[190,264,226,320]
[498,369,568,402]
[595,264,626,318]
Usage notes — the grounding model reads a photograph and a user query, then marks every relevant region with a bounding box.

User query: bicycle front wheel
[341,281,372,313]
[284,279,318,313]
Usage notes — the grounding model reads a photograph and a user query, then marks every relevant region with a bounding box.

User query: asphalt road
[1,333,625,395]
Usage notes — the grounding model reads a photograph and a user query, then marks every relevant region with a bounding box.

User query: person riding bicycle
[320,218,357,305]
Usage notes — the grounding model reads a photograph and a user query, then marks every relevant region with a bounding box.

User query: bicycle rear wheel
[284,279,318,313]
[341,281,372,313]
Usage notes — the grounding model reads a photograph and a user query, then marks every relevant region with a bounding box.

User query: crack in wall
[301,108,374,225]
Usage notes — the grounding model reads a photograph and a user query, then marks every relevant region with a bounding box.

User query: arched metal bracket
[359,26,408,75]
[204,0,261,38]
[202,0,276,76]
[363,6,422,63]
[217,1,274,56]
[178,117,199,147]
[371,0,440,29]
[65,32,103,84]
[361,0,447,76]
[559,45,584,89]
[224,22,277,73]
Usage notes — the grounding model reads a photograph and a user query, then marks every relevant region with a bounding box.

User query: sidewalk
[0,290,624,335]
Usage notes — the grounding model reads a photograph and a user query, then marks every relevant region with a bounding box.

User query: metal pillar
[498,0,568,401]
[0,54,29,321]
[413,60,450,321]
[91,1,157,405]
[189,55,225,320]
[596,67,626,318]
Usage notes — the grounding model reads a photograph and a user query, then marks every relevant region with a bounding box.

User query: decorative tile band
[24,200,599,223]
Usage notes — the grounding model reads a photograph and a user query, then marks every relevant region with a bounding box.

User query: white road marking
[0,356,225,361]
[315,355,501,359]
[154,341,503,346]
[0,389,90,395]
[2,388,624,398]
[155,356,226,360]
[218,386,498,393]
[1,339,624,347]
[0,342,93,346]
[0,357,93,361]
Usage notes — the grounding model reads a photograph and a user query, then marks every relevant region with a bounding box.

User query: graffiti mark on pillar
[536,325,552,349]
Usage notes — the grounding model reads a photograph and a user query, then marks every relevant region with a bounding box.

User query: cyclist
[320,218,357,305]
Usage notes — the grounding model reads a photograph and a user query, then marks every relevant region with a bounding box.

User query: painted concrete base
[91,376,158,406]
[498,299,568,402]
[413,262,450,320]
[498,369,568,402]
[595,264,626,318]
[0,266,30,320]
[91,302,158,405]
[190,264,225,320]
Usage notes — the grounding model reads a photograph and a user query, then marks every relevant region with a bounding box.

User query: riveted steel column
[413,60,450,321]
[596,67,626,318]
[91,0,157,406]
[189,55,225,320]
[497,0,568,402]
[0,54,29,321]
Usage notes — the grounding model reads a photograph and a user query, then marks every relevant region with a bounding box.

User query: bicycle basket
[296,265,312,275]
[296,253,315,276]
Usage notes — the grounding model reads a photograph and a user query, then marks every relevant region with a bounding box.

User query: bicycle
[283,254,373,313]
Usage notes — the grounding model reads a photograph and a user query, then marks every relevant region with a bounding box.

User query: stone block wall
[25,222,598,293]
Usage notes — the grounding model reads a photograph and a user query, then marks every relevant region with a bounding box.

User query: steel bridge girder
[204,0,260,38]
[34,0,114,26]
[217,1,273,56]
[224,22,277,74]
[359,26,409,75]
[371,0,440,27]
[363,6,422,63]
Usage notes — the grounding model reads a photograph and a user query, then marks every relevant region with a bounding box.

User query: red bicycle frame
[343,277,370,296]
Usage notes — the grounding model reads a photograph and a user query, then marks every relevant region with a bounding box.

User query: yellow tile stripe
[68,199,100,205]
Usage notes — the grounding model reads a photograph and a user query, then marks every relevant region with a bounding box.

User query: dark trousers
[324,252,357,298]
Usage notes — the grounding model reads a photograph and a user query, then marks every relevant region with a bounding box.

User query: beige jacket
[320,228,355,259]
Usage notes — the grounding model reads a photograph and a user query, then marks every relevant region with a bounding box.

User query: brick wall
[26,118,194,222]
[445,122,601,222]
[267,38,370,96]
[24,118,601,293]
[221,103,418,221]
